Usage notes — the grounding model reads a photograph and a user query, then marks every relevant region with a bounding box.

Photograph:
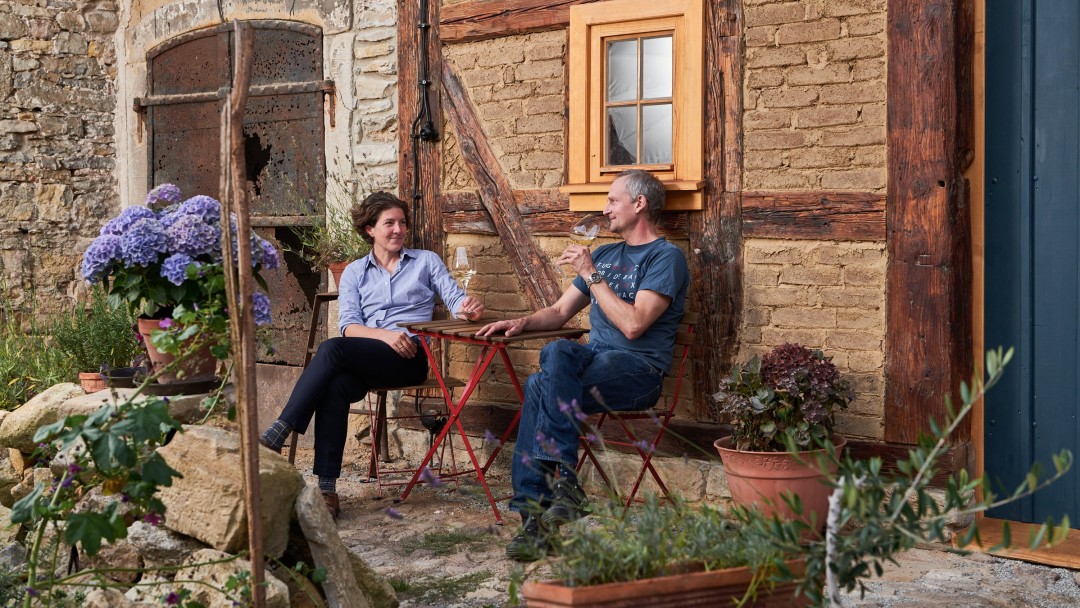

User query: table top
[401,319,588,344]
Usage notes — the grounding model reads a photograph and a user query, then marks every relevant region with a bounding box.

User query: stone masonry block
[760,327,828,348]
[745,110,791,130]
[821,167,886,190]
[798,105,860,128]
[760,86,819,108]
[837,308,884,330]
[461,68,500,87]
[747,46,807,69]
[847,14,886,36]
[826,330,883,352]
[852,58,886,81]
[746,170,815,190]
[811,243,885,265]
[843,263,885,286]
[747,285,813,307]
[818,286,883,308]
[770,307,837,329]
[835,413,883,440]
[785,63,853,86]
[747,69,785,89]
[861,103,887,125]
[745,25,775,47]
[826,36,886,61]
[825,0,886,17]
[744,150,784,169]
[780,265,841,286]
[818,81,885,104]
[744,2,806,27]
[846,349,885,373]
[745,240,816,264]
[744,306,771,326]
[524,96,565,115]
[490,82,536,101]
[515,113,563,134]
[745,129,807,150]
[787,146,853,168]
[515,59,562,81]
[745,264,781,287]
[820,127,885,147]
[776,19,841,44]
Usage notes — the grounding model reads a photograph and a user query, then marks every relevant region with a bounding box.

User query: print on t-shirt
[594,260,640,301]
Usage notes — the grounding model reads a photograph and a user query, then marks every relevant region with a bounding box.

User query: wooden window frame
[563,0,705,211]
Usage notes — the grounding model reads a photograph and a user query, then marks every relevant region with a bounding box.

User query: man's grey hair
[616,169,665,222]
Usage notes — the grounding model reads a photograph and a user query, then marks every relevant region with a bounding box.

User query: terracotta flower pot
[522,560,808,608]
[78,372,107,393]
[328,261,350,289]
[137,318,217,384]
[714,435,846,535]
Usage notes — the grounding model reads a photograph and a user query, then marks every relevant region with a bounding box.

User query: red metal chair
[575,311,697,507]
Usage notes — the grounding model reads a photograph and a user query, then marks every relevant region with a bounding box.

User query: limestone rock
[0,504,19,545]
[295,483,372,608]
[157,425,302,557]
[85,539,143,584]
[86,586,157,607]
[175,548,289,608]
[0,383,86,453]
[11,468,52,503]
[0,541,26,572]
[272,562,327,608]
[347,546,399,608]
[125,520,206,569]
[0,450,20,507]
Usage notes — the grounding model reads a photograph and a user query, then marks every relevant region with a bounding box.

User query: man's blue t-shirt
[572,238,689,374]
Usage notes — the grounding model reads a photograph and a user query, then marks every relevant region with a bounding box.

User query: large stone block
[175,548,289,608]
[294,483,373,608]
[156,425,303,558]
[0,383,87,453]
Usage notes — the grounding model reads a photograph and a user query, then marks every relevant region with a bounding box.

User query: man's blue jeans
[509,339,665,515]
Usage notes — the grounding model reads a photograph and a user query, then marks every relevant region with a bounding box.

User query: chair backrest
[662,311,697,415]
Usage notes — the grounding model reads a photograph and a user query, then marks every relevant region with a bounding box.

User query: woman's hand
[380,329,418,358]
[457,296,485,321]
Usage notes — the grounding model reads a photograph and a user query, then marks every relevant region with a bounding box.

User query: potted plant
[289,201,370,287]
[79,184,279,383]
[520,495,808,607]
[51,286,143,393]
[712,343,854,532]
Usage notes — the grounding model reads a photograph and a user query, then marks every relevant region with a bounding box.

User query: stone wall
[743,0,887,191]
[739,238,886,440]
[0,0,120,313]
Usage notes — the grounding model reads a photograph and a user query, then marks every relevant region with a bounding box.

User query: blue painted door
[984,0,1080,523]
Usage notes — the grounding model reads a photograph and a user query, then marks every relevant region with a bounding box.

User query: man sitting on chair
[476,169,689,561]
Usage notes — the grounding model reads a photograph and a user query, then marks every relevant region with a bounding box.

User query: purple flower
[166,214,220,258]
[385,507,404,520]
[120,217,168,267]
[584,432,599,445]
[419,466,444,487]
[632,439,655,454]
[100,205,156,236]
[145,184,183,210]
[164,591,181,605]
[24,587,38,598]
[520,454,532,468]
[256,237,281,270]
[143,509,163,526]
[535,431,560,458]
[484,429,502,447]
[252,291,272,326]
[67,463,82,475]
[158,318,175,330]
[559,399,588,422]
[160,253,196,286]
[80,234,122,282]
[176,195,222,224]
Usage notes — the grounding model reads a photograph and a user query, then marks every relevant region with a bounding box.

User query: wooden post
[219,22,266,606]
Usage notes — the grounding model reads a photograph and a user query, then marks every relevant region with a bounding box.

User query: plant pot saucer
[142,376,222,396]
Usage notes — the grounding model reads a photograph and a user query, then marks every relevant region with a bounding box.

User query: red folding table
[396,319,587,524]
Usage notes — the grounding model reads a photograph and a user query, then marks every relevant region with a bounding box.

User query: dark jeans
[277,336,427,478]
[509,340,665,514]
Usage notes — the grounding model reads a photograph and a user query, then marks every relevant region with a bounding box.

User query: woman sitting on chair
[259,191,484,518]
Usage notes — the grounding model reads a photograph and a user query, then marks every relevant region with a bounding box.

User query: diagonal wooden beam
[441,62,563,309]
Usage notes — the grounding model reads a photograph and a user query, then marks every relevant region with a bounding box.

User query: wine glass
[449,246,476,294]
[558,214,604,277]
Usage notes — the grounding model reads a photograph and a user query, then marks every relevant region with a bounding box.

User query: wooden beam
[441,63,563,309]
[396,0,445,253]
[440,0,600,44]
[885,0,974,444]
[688,9,742,421]
[741,191,887,241]
[394,399,973,487]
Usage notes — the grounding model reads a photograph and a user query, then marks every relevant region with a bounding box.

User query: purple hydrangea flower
[120,217,168,267]
[144,184,182,210]
[101,206,156,236]
[160,253,195,286]
[257,238,281,270]
[80,234,122,282]
[176,195,222,224]
[252,291,272,326]
[166,214,220,258]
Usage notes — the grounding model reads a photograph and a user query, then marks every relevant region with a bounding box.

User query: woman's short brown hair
[351,191,410,245]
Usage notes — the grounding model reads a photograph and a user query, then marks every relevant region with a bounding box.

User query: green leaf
[141,452,182,486]
[64,511,121,557]
[91,432,136,473]
[10,482,45,524]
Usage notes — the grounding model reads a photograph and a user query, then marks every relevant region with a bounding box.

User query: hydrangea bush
[81,185,278,360]
[713,343,854,452]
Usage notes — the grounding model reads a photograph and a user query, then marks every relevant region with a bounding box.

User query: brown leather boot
[321,491,341,519]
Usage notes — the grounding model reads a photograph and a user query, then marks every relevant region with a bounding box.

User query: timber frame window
[563,0,704,211]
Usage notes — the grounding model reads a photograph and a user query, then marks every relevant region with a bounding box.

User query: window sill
[561,180,705,211]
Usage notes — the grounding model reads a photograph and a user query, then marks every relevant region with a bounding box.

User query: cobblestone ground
[293,447,1080,608]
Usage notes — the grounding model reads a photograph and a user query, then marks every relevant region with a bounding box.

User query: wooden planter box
[522,561,809,608]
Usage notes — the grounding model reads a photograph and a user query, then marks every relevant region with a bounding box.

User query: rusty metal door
[138,21,332,365]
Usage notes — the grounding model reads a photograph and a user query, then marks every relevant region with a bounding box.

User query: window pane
[641,104,672,164]
[641,36,672,100]
[607,106,638,165]
[606,39,638,102]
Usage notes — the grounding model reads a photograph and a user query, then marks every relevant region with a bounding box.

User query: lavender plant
[714,343,854,452]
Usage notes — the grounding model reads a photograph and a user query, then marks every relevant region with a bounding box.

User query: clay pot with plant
[290,202,370,287]
[51,286,143,393]
[712,343,854,533]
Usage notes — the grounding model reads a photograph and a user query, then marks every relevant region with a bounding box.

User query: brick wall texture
[739,238,886,440]
[743,0,887,191]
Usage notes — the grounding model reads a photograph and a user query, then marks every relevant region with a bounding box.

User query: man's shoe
[505,516,551,562]
[322,491,341,519]
[542,479,589,527]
